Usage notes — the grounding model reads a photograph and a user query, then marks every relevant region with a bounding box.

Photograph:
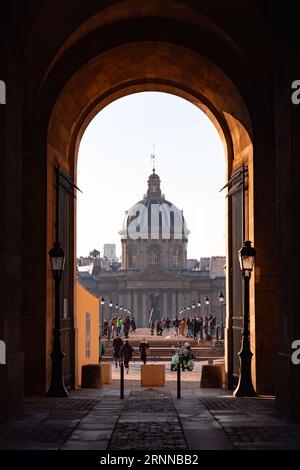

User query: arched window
[149,246,160,266]
[128,248,137,268]
[173,249,181,268]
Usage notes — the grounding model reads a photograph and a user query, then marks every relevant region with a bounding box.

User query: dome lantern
[147,169,162,199]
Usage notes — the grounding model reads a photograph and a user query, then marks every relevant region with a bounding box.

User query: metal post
[177,362,181,399]
[234,275,256,397]
[99,303,102,362]
[46,168,67,398]
[46,275,68,397]
[102,302,104,336]
[221,303,224,340]
[120,362,124,399]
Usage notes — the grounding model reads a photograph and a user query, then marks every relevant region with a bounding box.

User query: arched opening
[45,41,254,392]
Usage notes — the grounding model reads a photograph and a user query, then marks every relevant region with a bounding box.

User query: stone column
[142,293,147,327]
[178,291,184,312]
[163,292,168,317]
[133,292,138,324]
[0,47,24,415]
[126,291,132,312]
[137,292,142,328]
[172,291,177,317]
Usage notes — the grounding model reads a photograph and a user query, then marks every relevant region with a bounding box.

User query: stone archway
[46,41,254,390]
[16,1,278,401]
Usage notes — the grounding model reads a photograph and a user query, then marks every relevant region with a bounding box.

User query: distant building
[78,169,225,326]
[199,258,210,271]
[78,256,92,266]
[103,244,118,261]
[187,259,198,270]
[210,256,226,278]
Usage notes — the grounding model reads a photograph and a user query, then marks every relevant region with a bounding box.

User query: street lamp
[100,296,105,328]
[192,301,196,315]
[218,291,225,340]
[109,299,113,320]
[197,299,201,316]
[100,296,105,360]
[46,241,68,397]
[205,296,209,316]
[234,240,257,397]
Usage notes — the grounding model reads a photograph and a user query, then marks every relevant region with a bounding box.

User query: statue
[148,292,160,325]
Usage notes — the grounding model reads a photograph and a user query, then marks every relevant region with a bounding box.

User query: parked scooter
[170,349,194,371]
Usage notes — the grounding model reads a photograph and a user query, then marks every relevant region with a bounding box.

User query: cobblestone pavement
[1,386,300,450]
[197,394,300,449]
[109,389,187,450]
[0,396,101,450]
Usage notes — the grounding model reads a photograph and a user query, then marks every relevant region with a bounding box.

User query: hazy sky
[77,92,226,260]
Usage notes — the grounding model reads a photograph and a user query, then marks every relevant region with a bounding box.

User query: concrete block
[100,363,112,384]
[141,364,165,387]
[200,364,225,388]
[81,364,102,388]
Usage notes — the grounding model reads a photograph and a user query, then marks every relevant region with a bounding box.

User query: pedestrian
[173,317,180,337]
[120,339,133,373]
[156,319,163,336]
[99,338,105,362]
[179,317,186,336]
[112,334,123,368]
[130,317,136,332]
[116,317,122,335]
[123,316,130,338]
[139,338,149,364]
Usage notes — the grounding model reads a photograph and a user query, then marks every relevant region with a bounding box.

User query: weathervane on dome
[150,144,157,172]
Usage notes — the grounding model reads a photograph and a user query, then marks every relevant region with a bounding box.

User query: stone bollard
[200,364,225,388]
[81,364,102,388]
[141,364,165,386]
[100,363,112,384]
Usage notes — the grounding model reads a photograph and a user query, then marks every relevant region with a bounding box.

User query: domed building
[78,170,225,327]
[119,169,189,271]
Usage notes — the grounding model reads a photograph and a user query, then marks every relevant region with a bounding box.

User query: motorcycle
[170,352,194,371]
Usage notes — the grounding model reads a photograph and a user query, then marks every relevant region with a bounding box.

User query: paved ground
[1,377,300,450]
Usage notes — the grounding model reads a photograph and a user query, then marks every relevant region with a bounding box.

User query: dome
[119,170,189,241]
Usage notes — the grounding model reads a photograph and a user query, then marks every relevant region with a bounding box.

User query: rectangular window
[128,249,137,267]
[149,247,160,266]
[86,313,91,358]
[173,250,181,268]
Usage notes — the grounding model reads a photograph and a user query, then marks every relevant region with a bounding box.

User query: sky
[77,92,226,260]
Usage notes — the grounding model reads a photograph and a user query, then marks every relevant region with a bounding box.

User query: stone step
[101,356,222,362]
[101,339,218,348]
[103,347,223,355]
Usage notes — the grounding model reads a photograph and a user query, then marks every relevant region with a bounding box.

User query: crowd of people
[100,312,221,374]
[102,316,136,340]
[111,336,149,374]
[149,315,219,340]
